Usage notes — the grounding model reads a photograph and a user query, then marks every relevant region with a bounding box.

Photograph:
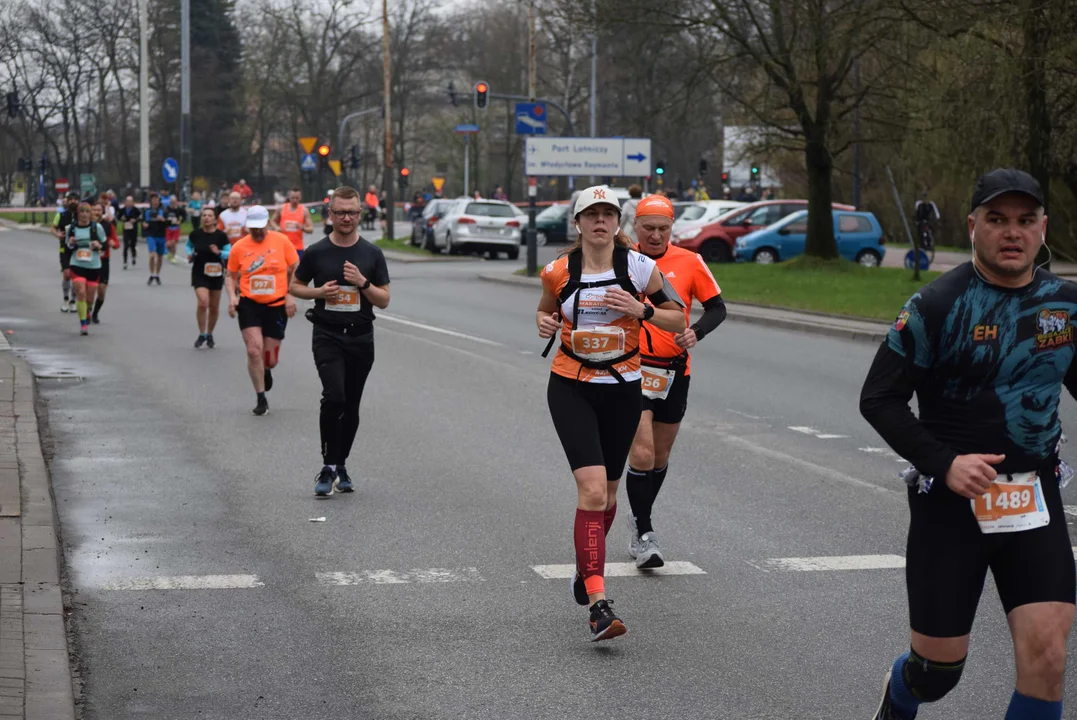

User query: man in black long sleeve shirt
[861,169,1075,720]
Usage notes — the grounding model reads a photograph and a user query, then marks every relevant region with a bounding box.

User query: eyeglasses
[331,209,362,219]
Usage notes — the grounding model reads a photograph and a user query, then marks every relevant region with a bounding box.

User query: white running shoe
[627,515,641,559]
[61,301,69,313]
[635,532,665,569]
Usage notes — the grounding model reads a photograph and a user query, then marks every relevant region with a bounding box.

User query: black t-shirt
[167,206,187,227]
[143,206,167,237]
[188,228,229,273]
[118,207,141,235]
[295,236,390,327]
[861,263,1077,478]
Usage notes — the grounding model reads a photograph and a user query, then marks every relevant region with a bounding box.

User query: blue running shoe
[335,467,354,493]
[314,467,336,496]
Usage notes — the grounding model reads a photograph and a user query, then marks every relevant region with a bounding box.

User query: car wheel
[507,246,519,260]
[753,248,779,264]
[700,240,732,263]
[487,249,499,260]
[423,231,437,253]
[536,231,547,247]
[856,249,881,267]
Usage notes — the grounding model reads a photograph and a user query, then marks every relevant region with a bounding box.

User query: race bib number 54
[326,285,360,312]
[972,473,1050,534]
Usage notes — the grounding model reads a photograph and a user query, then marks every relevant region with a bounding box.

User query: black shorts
[69,266,101,285]
[59,245,70,270]
[906,463,1076,637]
[236,297,288,340]
[640,366,691,424]
[547,373,642,480]
[99,257,110,285]
[191,266,225,291]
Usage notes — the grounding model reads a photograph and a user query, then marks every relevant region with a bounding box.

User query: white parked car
[671,200,747,240]
[431,198,522,259]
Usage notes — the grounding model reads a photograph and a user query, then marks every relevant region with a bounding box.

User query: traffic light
[350,144,360,170]
[398,167,410,189]
[317,143,330,170]
[38,153,48,172]
[448,81,457,107]
[655,161,665,176]
[699,158,708,176]
[751,163,760,178]
[6,91,18,119]
[16,158,30,172]
[474,81,489,109]
[720,171,729,183]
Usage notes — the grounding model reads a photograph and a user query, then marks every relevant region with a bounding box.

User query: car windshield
[672,204,692,220]
[465,203,515,217]
[679,206,707,222]
[537,205,568,221]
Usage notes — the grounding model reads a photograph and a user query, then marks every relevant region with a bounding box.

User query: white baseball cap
[573,185,621,218]
[246,205,269,229]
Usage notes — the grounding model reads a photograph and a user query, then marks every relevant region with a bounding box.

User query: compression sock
[652,464,669,502]
[888,652,920,720]
[92,297,104,318]
[625,467,653,534]
[62,277,71,300]
[574,508,605,597]
[1006,691,1062,720]
[76,300,87,322]
[603,503,617,536]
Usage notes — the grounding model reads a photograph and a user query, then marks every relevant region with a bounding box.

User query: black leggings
[313,326,375,466]
[123,232,138,263]
[547,373,642,480]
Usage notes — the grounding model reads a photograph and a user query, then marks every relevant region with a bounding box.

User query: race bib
[249,274,276,295]
[972,472,1050,534]
[203,262,223,278]
[75,248,92,262]
[641,366,675,400]
[284,221,300,232]
[123,221,134,231]
[226,223,242,239]
[570,326,625,362]
[326,285,360,312]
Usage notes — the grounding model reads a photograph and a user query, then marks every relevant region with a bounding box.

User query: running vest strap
[66,222,101,247]
[542,246,641,383]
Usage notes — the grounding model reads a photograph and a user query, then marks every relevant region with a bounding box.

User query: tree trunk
[1024,0,1051,268]
[803,127,838,259]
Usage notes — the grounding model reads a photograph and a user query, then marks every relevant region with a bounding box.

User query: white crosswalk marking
[790,426,847,440]
[531,561,706,579]
[763,555,906,571]
[102,574,265,590]
[316,568,484,585]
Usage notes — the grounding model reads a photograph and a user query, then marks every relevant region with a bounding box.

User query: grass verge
[375,236,433,256]
[707,256,940,320]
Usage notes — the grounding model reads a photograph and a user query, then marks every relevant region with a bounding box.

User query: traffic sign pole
[527,177,538,277]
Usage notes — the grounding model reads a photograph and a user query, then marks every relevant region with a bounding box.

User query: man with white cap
[225,205,299,416]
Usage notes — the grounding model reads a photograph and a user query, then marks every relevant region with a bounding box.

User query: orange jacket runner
[227,231,299,306]
[638,244,720,375]
[278,203,306,252]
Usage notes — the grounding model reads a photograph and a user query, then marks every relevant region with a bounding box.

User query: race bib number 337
[972,473,1050,534]
[570,326,625,361]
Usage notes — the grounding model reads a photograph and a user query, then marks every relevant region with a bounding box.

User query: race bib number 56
[972,473,1050,534]
[641,366,674,400]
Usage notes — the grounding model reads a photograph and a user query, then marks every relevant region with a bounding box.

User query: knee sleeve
[904,649,966,702]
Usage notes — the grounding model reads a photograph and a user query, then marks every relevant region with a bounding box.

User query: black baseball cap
[65,191,80,200]
[970,168,1045,213]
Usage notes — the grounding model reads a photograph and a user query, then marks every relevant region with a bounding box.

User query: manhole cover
[34,369,83,382]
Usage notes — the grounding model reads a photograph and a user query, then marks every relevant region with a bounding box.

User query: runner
[64,202,106,336]
[536,185,686,641]
[363,185,379,231]
[187,206,231,349]
[89,202,120,323]
[225,205,299,416]
[217,192,248,246]
[290,186,390,496]
[52,192,81,313]
[270,186,314,259]
[625,194,727,568]
[165,198,187,263]
[142,193,168,285]
[861,169,1075,720]
[118,196,140,269]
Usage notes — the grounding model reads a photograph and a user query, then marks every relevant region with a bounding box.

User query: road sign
[162,157,178,183]
[904,249,932,270]
[54,178,69,192]
[525,137,652,177]
[328,160,342,177]
[298,136,318,154]
[515,102,547,135]
[300,153,318,172]
[432,177,445,193]
[80,174,96,195]
[455,124,480,134]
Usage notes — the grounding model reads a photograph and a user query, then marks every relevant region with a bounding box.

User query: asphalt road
[1,225,1076,719]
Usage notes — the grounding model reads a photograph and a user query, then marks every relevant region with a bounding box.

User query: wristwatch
[359,279,372,291]
[640,304,655,321]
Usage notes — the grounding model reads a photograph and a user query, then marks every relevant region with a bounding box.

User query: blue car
[733,210,887,266]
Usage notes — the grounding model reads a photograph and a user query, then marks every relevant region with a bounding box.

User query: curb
[0,352,77,720]
[475,272,890,345]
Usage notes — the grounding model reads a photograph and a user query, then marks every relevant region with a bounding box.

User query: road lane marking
[790,426,847,440]
[763,555,906,571]
[378,313,503,347]
[316,568,484,585]
[815,434,848,439]
[728,409,767,420]
[1065,506,1077,518]
[102,574,265,590]
[530,562,706,579]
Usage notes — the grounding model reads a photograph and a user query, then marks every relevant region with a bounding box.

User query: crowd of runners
[36,168,1077,718]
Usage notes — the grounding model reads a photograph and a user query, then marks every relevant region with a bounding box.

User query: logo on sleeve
[893,309,910,332]
[1035,309,1073,351]
[973,324,999,342]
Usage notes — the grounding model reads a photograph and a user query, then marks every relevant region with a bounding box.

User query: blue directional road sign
[300,153,318,172]
[162,157,178,183]
[515,102,547,135]
[455,124,480,134]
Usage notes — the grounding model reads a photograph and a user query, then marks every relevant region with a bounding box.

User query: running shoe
[68,300,77,313]
[264,368,273,392]
[314,467,336,496]
[79,324,88,337]
[627,515,641,559]
[335,467,354,493]
[194,334,206,349]
[588,599,626,642]
[570,570,589,606]
[635,532,665,569]
[154,276,162,286]
[252,396,269,416]
[61,301,69,313]
[871,671,903,720]
[123,263,128,270]
[146,276,153,286]
[205,334,216,349]
[91,314,100,325]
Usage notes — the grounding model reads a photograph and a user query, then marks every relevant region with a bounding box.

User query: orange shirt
[278,203,306,251]
[226,231,299,306]
[541,250,657,383]
[638,244,721,375]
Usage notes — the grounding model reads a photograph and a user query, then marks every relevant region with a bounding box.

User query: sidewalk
[477,270,892,344]
[0,340,77,719]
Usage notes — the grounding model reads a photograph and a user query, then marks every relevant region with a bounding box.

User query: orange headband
[635,195,674,220]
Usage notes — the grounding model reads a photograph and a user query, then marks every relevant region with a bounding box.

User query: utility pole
[180,0,191,199]
[526,0,539,276]
[381,0,394,242]
[852,59,861,209]
[139,0,149,190]
[589,0,597,183]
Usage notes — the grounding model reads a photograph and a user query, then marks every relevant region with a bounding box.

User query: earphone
[574,224,621,236]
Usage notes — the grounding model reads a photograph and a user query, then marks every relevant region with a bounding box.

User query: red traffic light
[400,168,410,177]
[317,144,330,157]
[476,82,488,93]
